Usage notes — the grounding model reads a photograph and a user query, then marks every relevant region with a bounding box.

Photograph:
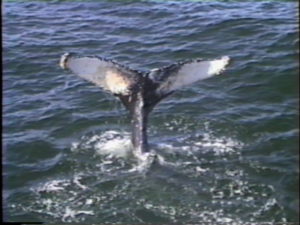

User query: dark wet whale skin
[116,72,173,155]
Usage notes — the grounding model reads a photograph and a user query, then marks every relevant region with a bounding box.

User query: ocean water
[3,1,299,224]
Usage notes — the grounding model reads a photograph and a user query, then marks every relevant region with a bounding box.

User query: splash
[7,129,288,223]
[71,130,132,158]
[71,130,162,172]
[62,207,94,223]
[94,131,132,158]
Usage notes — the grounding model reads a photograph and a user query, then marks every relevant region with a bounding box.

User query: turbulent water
[3,1,299,224]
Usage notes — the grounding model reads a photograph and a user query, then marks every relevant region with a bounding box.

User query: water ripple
[3,1,298,223]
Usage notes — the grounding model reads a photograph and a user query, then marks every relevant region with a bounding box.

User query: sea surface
[3,1,299,224]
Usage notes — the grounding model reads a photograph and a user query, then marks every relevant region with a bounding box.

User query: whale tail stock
[60,53,230,155]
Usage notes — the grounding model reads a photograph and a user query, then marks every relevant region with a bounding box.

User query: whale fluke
[60,53,230,155]
[149,56,230,95]
[60,52,142,96]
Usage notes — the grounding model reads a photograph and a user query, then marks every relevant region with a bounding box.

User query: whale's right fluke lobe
[147,56,230,97]
[60,53,230,156]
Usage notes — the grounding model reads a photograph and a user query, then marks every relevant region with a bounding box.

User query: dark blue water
[3,1,299,223]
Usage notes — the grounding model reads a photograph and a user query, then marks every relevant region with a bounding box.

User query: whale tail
[60,53,230,154]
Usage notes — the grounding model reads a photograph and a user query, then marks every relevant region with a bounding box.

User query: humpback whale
[60,53,230,156]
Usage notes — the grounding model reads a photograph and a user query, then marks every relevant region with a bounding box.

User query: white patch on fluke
[60,53,132,95]
[68,57,107,77]
[59,52,71,69]
[65,56,110,88]
[208,56,230,75]
[105,70,131,95]
[158,56,230,93]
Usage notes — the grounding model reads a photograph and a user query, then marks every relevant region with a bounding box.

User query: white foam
[194,133,243,156]
[156,131,243,160]
[129,151,158,172]
[85,199,93,205]
[95,138,131,158]
[71,130,132,158]
[62,206,94,222]
[196,166,208,173]
[73,174,88,190]
[36,179,69,193]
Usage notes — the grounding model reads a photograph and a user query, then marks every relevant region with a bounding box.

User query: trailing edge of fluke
[59,52,230,156]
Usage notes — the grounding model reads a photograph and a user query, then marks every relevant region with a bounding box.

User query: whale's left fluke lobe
[60,52,152,154]
[59,53,143,96]
[60,53,230,156]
